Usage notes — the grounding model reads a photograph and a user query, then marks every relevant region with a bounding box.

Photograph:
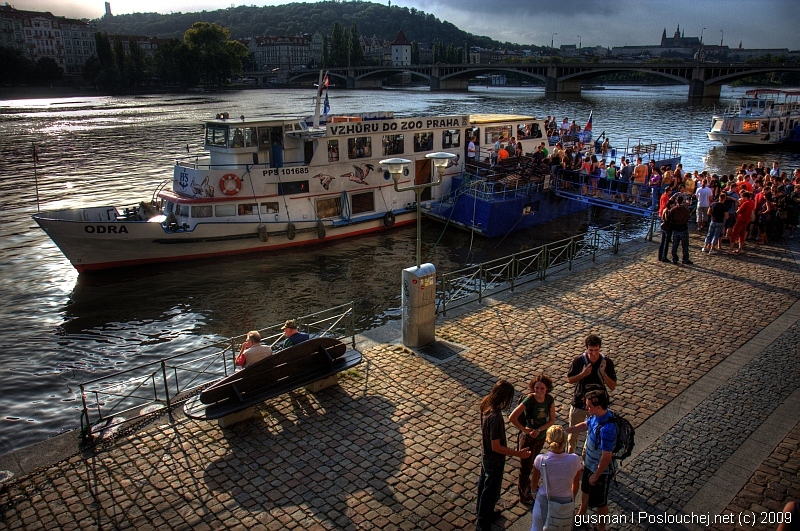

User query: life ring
[219,174,242,196]
[286,222,296,240]
[383,211,396,227]
[316,221,326,240]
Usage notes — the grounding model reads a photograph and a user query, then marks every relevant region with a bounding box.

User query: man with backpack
[565,390,616,531]
[566,334,617,454]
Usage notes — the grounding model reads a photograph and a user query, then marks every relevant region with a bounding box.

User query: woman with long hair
[529,426,582,531]
[476,380,532,531]
[510,374,556,505]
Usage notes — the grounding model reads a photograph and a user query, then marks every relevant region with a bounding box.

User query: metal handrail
[78,301,357,443]
[436,224,621,315]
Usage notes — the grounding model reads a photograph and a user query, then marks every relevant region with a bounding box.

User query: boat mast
[312,70,328,130]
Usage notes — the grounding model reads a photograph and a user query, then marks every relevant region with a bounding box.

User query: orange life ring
[219,174,242,195]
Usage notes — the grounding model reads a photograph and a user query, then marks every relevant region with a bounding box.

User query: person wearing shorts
[565,390,617,531]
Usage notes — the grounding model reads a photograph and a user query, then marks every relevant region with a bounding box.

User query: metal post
[415,188,422,268]
[161,360,171,410]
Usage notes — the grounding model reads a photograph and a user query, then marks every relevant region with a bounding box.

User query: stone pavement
[1,232,799,531]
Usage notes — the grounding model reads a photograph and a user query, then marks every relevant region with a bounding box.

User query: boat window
[742,121,759,133]
[206,126,227,147]
[441,130,460,149]
[278,180,309,195]
[284,125,293,134]
[294,123,304,131]
[260,202,279,214]
[351,191,374,215]
[519,123,542,140]
[229,127,246,148]
[485,125,513,145]
[413,132,434,152]
[383,134,405,155]
[347,137,372,159]
[327,140,339,162]
[237,203,257,215]
[257,127,272,150]
[191,205,212,218]
[177,204,190,217]
[779,121,784,131]
[215,204,236,217]
[769,122,775,132]
[316,196,342,218]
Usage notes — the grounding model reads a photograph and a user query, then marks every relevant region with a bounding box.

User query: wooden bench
[183,337,362,426]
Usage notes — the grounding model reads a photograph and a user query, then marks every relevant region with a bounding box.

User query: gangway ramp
[553,169,659,219]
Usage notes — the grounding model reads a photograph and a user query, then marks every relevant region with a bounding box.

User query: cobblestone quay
[1,234,798,530]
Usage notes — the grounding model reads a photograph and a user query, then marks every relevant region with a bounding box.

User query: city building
[390,29,410,66]
[248,33,322,73]
[59,17,97,77]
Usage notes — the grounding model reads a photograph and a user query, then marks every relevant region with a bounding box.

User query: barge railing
[77,301,356,444]
[436,224,621,315]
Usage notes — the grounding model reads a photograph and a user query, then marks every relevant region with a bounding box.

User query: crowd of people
[476,335,619,531]
[659,163,800,263]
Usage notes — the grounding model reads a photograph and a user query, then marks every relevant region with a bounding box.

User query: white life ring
[219,174,242,196]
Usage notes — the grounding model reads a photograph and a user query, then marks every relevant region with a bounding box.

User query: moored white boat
[33,73,553,272]
[706,89,800,148]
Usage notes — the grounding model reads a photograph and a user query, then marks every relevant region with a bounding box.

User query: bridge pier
[688,79,721,100]
[545,77,582,97]
[353,77,381,89]
[430,76,468,91]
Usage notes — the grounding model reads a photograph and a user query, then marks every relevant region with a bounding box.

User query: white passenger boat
[706,89,800,148]
[33,74,551,272]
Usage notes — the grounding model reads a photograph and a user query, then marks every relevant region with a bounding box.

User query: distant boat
[707,89,800,148]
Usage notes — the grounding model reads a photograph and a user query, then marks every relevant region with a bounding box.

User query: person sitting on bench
[279,320,309,349]
[237,331,273,368]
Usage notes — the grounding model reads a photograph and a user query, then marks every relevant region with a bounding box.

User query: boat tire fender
[258,224,268,242]
[383,211,395,227]
[286,222,296,240]
[219,174,242,196]
[316,221,326,240]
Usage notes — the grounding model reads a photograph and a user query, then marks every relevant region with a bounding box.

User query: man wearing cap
[280,320,309,349]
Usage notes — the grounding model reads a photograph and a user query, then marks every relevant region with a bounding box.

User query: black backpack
[595,411,635,463]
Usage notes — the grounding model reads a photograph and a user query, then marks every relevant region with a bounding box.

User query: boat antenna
[312,70,329,130]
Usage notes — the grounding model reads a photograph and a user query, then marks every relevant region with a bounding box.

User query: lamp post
[380,153,454,348]
[551,33,557,49]
[719,30,724,47]
[700,27,706,44]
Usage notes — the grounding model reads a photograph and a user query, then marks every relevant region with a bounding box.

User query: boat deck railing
[77,302,357,444]
[617,138,681,163]
[437,223,621,315]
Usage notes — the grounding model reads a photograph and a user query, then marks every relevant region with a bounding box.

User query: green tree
[113,34,126,82]
[184,22,247,84]
[330,21,346,67]
[153,38,200,86]
[320,35,330,68]
[0,46,35,84]
[349,21,364,66]
[34,57,63,84]
[126,38,146,86]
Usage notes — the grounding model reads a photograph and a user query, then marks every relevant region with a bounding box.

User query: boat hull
[423,177,589,238]
[33,211,414,272]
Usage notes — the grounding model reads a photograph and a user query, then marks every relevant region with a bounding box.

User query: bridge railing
[436,224,621,315]
[77,302,356,443]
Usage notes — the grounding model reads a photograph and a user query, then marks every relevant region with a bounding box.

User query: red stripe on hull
[73,218,414,272]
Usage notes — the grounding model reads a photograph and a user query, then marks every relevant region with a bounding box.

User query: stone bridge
[249,61,799,100]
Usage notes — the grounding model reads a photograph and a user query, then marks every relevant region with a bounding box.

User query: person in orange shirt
[497,144,510,161]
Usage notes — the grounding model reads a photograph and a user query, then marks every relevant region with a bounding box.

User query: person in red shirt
[729,191,755,254]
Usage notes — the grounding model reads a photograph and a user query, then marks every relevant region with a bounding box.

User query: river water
[0,84,798,454]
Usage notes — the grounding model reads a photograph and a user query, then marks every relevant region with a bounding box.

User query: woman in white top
[530,425,583,531]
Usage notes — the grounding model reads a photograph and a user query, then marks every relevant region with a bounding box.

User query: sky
[14,0,800,50]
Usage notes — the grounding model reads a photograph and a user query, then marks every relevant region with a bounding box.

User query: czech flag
[583,110,593,132]
[318,74,329,96]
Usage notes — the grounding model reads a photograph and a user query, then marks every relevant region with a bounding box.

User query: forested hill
[94,1,509,49]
